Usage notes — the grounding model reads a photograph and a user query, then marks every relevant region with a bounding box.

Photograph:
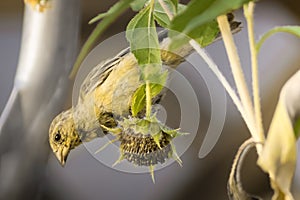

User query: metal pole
[0,0,80,199]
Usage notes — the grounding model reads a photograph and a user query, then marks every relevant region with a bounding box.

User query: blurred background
[0,0,300,199]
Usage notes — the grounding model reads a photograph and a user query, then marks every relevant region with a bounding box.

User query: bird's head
[49,109,81,166]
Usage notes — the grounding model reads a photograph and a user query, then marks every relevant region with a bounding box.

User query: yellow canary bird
[49,17,241,166]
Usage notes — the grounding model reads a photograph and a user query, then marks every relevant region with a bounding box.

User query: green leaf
[256,26,300,52]
[131,71,167,117]
[126,4,161,65]
[130,0,149,11]
[70,0,135,79]
[141,65,168,83]
[131,86,146,117]
[177,3,187,13]
[169,0,251,48]
[131,81,165,116]
[131,85,148,116]
[171,0,251,34]
[153,0,177,27]
[294,117,300,138]
[170,0,178,10]
[281,69,300,139]
[169,20,219,50]
[89,13,108,24]
[193,20,219,47]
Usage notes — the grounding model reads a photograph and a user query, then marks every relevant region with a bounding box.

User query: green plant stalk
[146,81,152,118]
[145,0,155,119]
[149,0,155,10]
[244,2,265,143]
[256,26,300,52]
[217,15,260,154]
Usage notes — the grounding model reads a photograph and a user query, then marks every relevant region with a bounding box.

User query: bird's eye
[54,132,61,142]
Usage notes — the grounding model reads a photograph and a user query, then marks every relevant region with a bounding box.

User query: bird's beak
[55,146,70,167]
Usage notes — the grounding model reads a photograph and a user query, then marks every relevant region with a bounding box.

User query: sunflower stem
[244,2,265,146]
[146,81,152,118]
[217,15,261,154]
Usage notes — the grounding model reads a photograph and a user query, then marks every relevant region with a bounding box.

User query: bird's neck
[70,129,82,149]
[71,104,102,144]
[73,103,99,132]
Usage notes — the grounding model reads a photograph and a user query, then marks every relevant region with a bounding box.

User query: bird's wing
[79,47,130,102]
[78,30,169,103]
